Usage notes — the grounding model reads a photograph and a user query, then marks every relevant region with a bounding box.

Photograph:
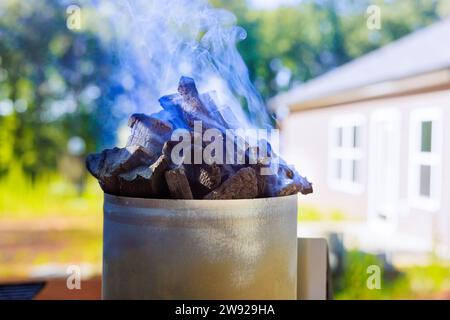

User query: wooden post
[297,238,329,300]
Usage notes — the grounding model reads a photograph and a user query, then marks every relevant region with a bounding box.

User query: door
[368,110,400,230]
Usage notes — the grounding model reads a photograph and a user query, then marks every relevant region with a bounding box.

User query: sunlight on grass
[334,250,450,299]
[298,204,349,222]
[0,166,103,279]
[0,164,102,219]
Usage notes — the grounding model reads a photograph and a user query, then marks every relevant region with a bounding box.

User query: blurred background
[1,0,450,299]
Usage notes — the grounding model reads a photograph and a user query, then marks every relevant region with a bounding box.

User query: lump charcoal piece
[165,167,194,199]
[160,78,228,131]
[158,94,189,129]
[219,164,236,182]
[86,152,104,180]
[198,163,221,190]
[162,134,214,198]
[279,163,313,195]
[251,160,292,198]
[199,92,230,130]
[267,163,313,197]
[244,139,273,165]
[153,108,187,131]
[204,167,258,200]
[183,164,211,199]
[187,138,226,197]
[127,113,173,156]
[117,154,170,198]
[295,174,313,195]
[245,142,276,197]
[149,154,170,196]
[178,76,209,115]
[117,166,154,198]
[176,77,222,130]
[252,163,276,198]
[276,182,300,197]
[274,172,314,197]
[86,145,154,195]
[161,139,181,167]
[86,145,153,178]
[158,93,183,114]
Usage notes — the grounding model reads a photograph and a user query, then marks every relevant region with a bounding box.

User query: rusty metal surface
[103,194,298,300]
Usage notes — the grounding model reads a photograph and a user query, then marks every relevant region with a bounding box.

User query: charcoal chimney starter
[102,193,298,299]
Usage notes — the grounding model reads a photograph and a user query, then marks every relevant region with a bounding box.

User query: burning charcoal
[117,155,169,198]
[86,145,153,178]
[86,146,154,195]
[149,154,170,196]
[219,164,237,182]
[175,138,225,198]
[161,140,180,160]
[276,182,300,197]
[266,163,313,197]
[178,76,209,115]
[277,163,313,195]
[86,76,313,200]
[165,167,194,199]
[198,163,221,190]
[127,113,173,157]
[252,164,275,198]
[204,167,258,200]
[117,166,154,198]
[183,163,221,198]
[158,93,183,114]
[200,93,231,130]
[175,77,224,130]
[295,174,313,195]
[200,92,240,130]
[158,94,189,129]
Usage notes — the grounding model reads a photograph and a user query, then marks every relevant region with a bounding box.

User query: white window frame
[408,108,442,212]
[328,114,365,194]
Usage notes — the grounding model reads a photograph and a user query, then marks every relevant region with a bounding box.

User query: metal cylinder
[102,193,298,299]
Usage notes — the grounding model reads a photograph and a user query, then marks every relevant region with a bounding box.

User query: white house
[270,18,450,259]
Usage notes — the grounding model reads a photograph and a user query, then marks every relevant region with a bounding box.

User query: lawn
[0,168,103,280]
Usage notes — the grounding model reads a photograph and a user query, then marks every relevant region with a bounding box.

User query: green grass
[0,167,103,280]
[334,250,450,299]
[0,165,102,219]
[298,205,349,222]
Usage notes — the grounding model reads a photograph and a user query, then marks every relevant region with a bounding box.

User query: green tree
[0,0,121,179]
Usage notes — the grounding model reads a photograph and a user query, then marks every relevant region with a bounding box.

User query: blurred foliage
[213,0,450,97]
[0,0,125,181]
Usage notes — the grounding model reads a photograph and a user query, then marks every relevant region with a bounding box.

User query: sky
[248,0,301,10]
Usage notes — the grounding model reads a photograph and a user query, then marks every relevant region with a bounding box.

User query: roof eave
[288,67,450,112]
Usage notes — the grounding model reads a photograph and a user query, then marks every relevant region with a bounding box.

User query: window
[329,115,365,193]
[409,109,442,210]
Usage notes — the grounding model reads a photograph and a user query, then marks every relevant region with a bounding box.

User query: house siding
[282,89,450,253]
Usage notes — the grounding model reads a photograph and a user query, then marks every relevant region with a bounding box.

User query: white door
[368,110,400,230]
